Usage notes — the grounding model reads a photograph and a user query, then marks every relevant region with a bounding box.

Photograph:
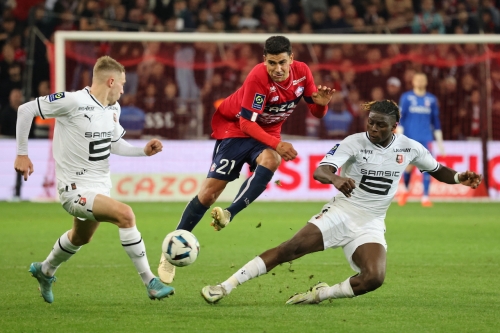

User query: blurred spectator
[0,88,23,137]
[311,9,329,32]
[450,9,479,34]
[386,76,402,102]
[370,86,384,101]
[322,92,353,139]
[238,4,260,30]
[0,88,28,201]
[411,0,445,34]
[326,5,352,31]
[0,63,22,107]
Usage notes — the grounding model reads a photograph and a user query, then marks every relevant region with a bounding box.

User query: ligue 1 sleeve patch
[49,92,65,102]
[252,93,266,111]
[327,144,339,156]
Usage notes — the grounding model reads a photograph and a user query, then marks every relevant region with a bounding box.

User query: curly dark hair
[362,100,401,122]
[263,36,292,56]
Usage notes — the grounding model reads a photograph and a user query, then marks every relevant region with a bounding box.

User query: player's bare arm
[428,165,482,189]
[14,155,34,181]
[313,164,356,197]
[144,139,163,156]
[311,85,335,106]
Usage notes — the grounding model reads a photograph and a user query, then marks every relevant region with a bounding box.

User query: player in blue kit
[397,73,445,207]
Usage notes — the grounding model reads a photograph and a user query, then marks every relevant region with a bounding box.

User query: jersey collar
[84,87,105,109]
[365,132,396,150]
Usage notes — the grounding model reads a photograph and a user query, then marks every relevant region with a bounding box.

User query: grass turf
[0,201,498,333]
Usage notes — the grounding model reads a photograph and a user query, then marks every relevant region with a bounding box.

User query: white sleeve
[318,136,357,170]
[111,138,146,156]
[36,92,73,119]
[411,142,440,173]
[16,101,39,155]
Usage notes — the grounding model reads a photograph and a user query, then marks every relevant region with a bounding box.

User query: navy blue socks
[176,195,209,232]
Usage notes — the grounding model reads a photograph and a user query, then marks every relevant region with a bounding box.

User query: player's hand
[311,85,335,106]
[458,171,482,189]
[276,142,297,161]
[14,155,34,181]
[332,176,356,198]
[144,139,163,156]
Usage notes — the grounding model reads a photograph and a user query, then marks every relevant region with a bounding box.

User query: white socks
[221,256,267,294]
[119,226,155,285]
[318,277,355,301]
[42,230,81,277]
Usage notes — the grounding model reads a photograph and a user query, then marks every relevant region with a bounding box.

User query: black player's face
[366,112,397,147]
[264,52,293,82]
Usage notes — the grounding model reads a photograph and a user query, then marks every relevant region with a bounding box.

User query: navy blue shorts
[207,138,270,182]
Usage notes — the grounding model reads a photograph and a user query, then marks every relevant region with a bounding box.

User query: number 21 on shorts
[214,159,235,175]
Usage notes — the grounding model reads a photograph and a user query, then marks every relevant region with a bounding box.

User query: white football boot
[285,282,329,305]
[158,252,175,284]
[210,207,231,231]
[201,285,227,304]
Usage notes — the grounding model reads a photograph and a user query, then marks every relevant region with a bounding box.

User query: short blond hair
[93,56,125,77]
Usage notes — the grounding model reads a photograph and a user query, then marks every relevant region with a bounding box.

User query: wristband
[454,172,460,184]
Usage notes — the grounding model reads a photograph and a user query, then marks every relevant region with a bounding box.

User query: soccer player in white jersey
[201,100,482,305]
[14,56,174,303]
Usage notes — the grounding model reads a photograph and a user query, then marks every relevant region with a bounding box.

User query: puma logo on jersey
[84,114,92,122]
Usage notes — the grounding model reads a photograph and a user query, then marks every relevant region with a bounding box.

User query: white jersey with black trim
[319,132,439,218]
[36,88,125,189]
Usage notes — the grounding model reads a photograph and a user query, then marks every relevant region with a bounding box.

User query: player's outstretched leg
[29,229,83,303]
[211,150,277,231]
[92,195,175,299]
[201,223,324,303]
[287,243,386,305]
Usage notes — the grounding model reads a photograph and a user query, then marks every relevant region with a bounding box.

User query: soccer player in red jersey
[159,36,334,283]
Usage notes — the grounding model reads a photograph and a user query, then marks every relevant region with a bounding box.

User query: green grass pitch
[0,201,498,333]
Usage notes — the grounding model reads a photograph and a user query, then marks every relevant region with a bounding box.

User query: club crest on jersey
[252,93,266,111]
[396,154,404,164]
[113,113,117,122]
[294,86,304,97]
[327,144,339,156]
[269,86,276,92]
[49,92,65,102]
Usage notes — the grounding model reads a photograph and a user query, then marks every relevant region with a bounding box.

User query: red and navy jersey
[211,60,317,140]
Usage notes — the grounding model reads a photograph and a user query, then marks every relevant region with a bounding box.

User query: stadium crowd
[1,0,500,141]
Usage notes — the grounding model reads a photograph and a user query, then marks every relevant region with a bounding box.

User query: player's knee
[258,151,281,171]
[198,189,217,206]
[360,271,385,292]
[118,205,136,228]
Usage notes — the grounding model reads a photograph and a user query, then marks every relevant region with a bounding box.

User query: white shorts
[309,200,387,273]
[59,187,110,221]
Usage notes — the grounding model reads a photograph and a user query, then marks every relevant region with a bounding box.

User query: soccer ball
[161,230,200,267]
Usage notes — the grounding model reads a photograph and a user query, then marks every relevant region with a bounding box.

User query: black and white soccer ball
[162,230,200,267]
